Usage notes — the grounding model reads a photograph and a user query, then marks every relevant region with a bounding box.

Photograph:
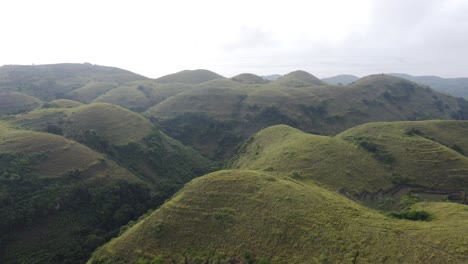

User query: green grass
[66,82,118,103]
[88,170,468,263]
[231,121,468,205]
[273,70,325,87]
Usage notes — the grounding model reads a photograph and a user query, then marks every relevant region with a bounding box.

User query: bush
[389,210,432,221]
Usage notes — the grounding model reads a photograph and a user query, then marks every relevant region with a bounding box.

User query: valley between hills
[1,63,468,263]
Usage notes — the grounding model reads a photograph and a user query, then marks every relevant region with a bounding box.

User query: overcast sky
[1,0,467,78]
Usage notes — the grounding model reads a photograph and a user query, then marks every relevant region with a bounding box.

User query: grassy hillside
[154,69,224,84]
[231,73,268,84]
[0,63,146,101]
[0,91,42,115]
[1,104,214,263]
[273,70,325,87]
[66,82,118,103]
[230,121,468,209]
[93,80,196,112]
[390,73,468,98]
[0,123,153,264]
[321,74,359,85]
[147,74,468,159]
[89,170,468,263]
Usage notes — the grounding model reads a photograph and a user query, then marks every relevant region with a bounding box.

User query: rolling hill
[231,73,268,84]
[0,104,213,263]
[88,170,468,263]
[0,91,42,115]
[231,121,468,206]
[0,122,148,263]
[154,69,224,84]
[0,63,146,101]
[147,73,468,159]
[273,70,325,87]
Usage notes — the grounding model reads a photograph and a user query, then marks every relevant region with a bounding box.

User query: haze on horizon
[1,0,467,79]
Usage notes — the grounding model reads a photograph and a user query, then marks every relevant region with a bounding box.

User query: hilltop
[231,73,268,84]
[231,121,468,206]
[89,170,468,263]
[154,69,224,84]
[273,70,325,87]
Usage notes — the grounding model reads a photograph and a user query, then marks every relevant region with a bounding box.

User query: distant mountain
[321,74,359,85]
[154,69,224,84]
[389,73,468,98]
[262,74,282,81]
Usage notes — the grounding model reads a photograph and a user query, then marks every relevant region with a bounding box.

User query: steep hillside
[0,63,146,100]
[1,104,213,263]
[273,70,325,87]
[46,99,83,108]
[232,121,468,205]
[322,74,359,85]
[6,103,212,182]
[0,91,42,115]
[231,73,268,84]
[390,73,468,98]
[147,74,468,159]
[89,170,468,263]
[65,82,118,103]
[0,123,151,264]
[154,69,224,84]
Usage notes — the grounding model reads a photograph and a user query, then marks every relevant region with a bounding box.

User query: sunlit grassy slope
[89,170,468,264]
[0,91,42,115]
[232,121,468,196]
[147,73,468,159]
[47,99,83,108]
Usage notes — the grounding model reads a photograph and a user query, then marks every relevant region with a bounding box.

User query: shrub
[389,210,432,221]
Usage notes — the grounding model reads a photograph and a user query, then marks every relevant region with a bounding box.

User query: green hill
[147,74,468,159]
[273,70,326,87]
[0,104,213,263]
[321,74,359,85]
[154,69,224,84]
[231,121,468,206]
[231,73,268,84]
[0,63,146,101]
[0,91,42,115]
[0,123,149,263]
[93,80,196,112]
[88,170,468,263]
